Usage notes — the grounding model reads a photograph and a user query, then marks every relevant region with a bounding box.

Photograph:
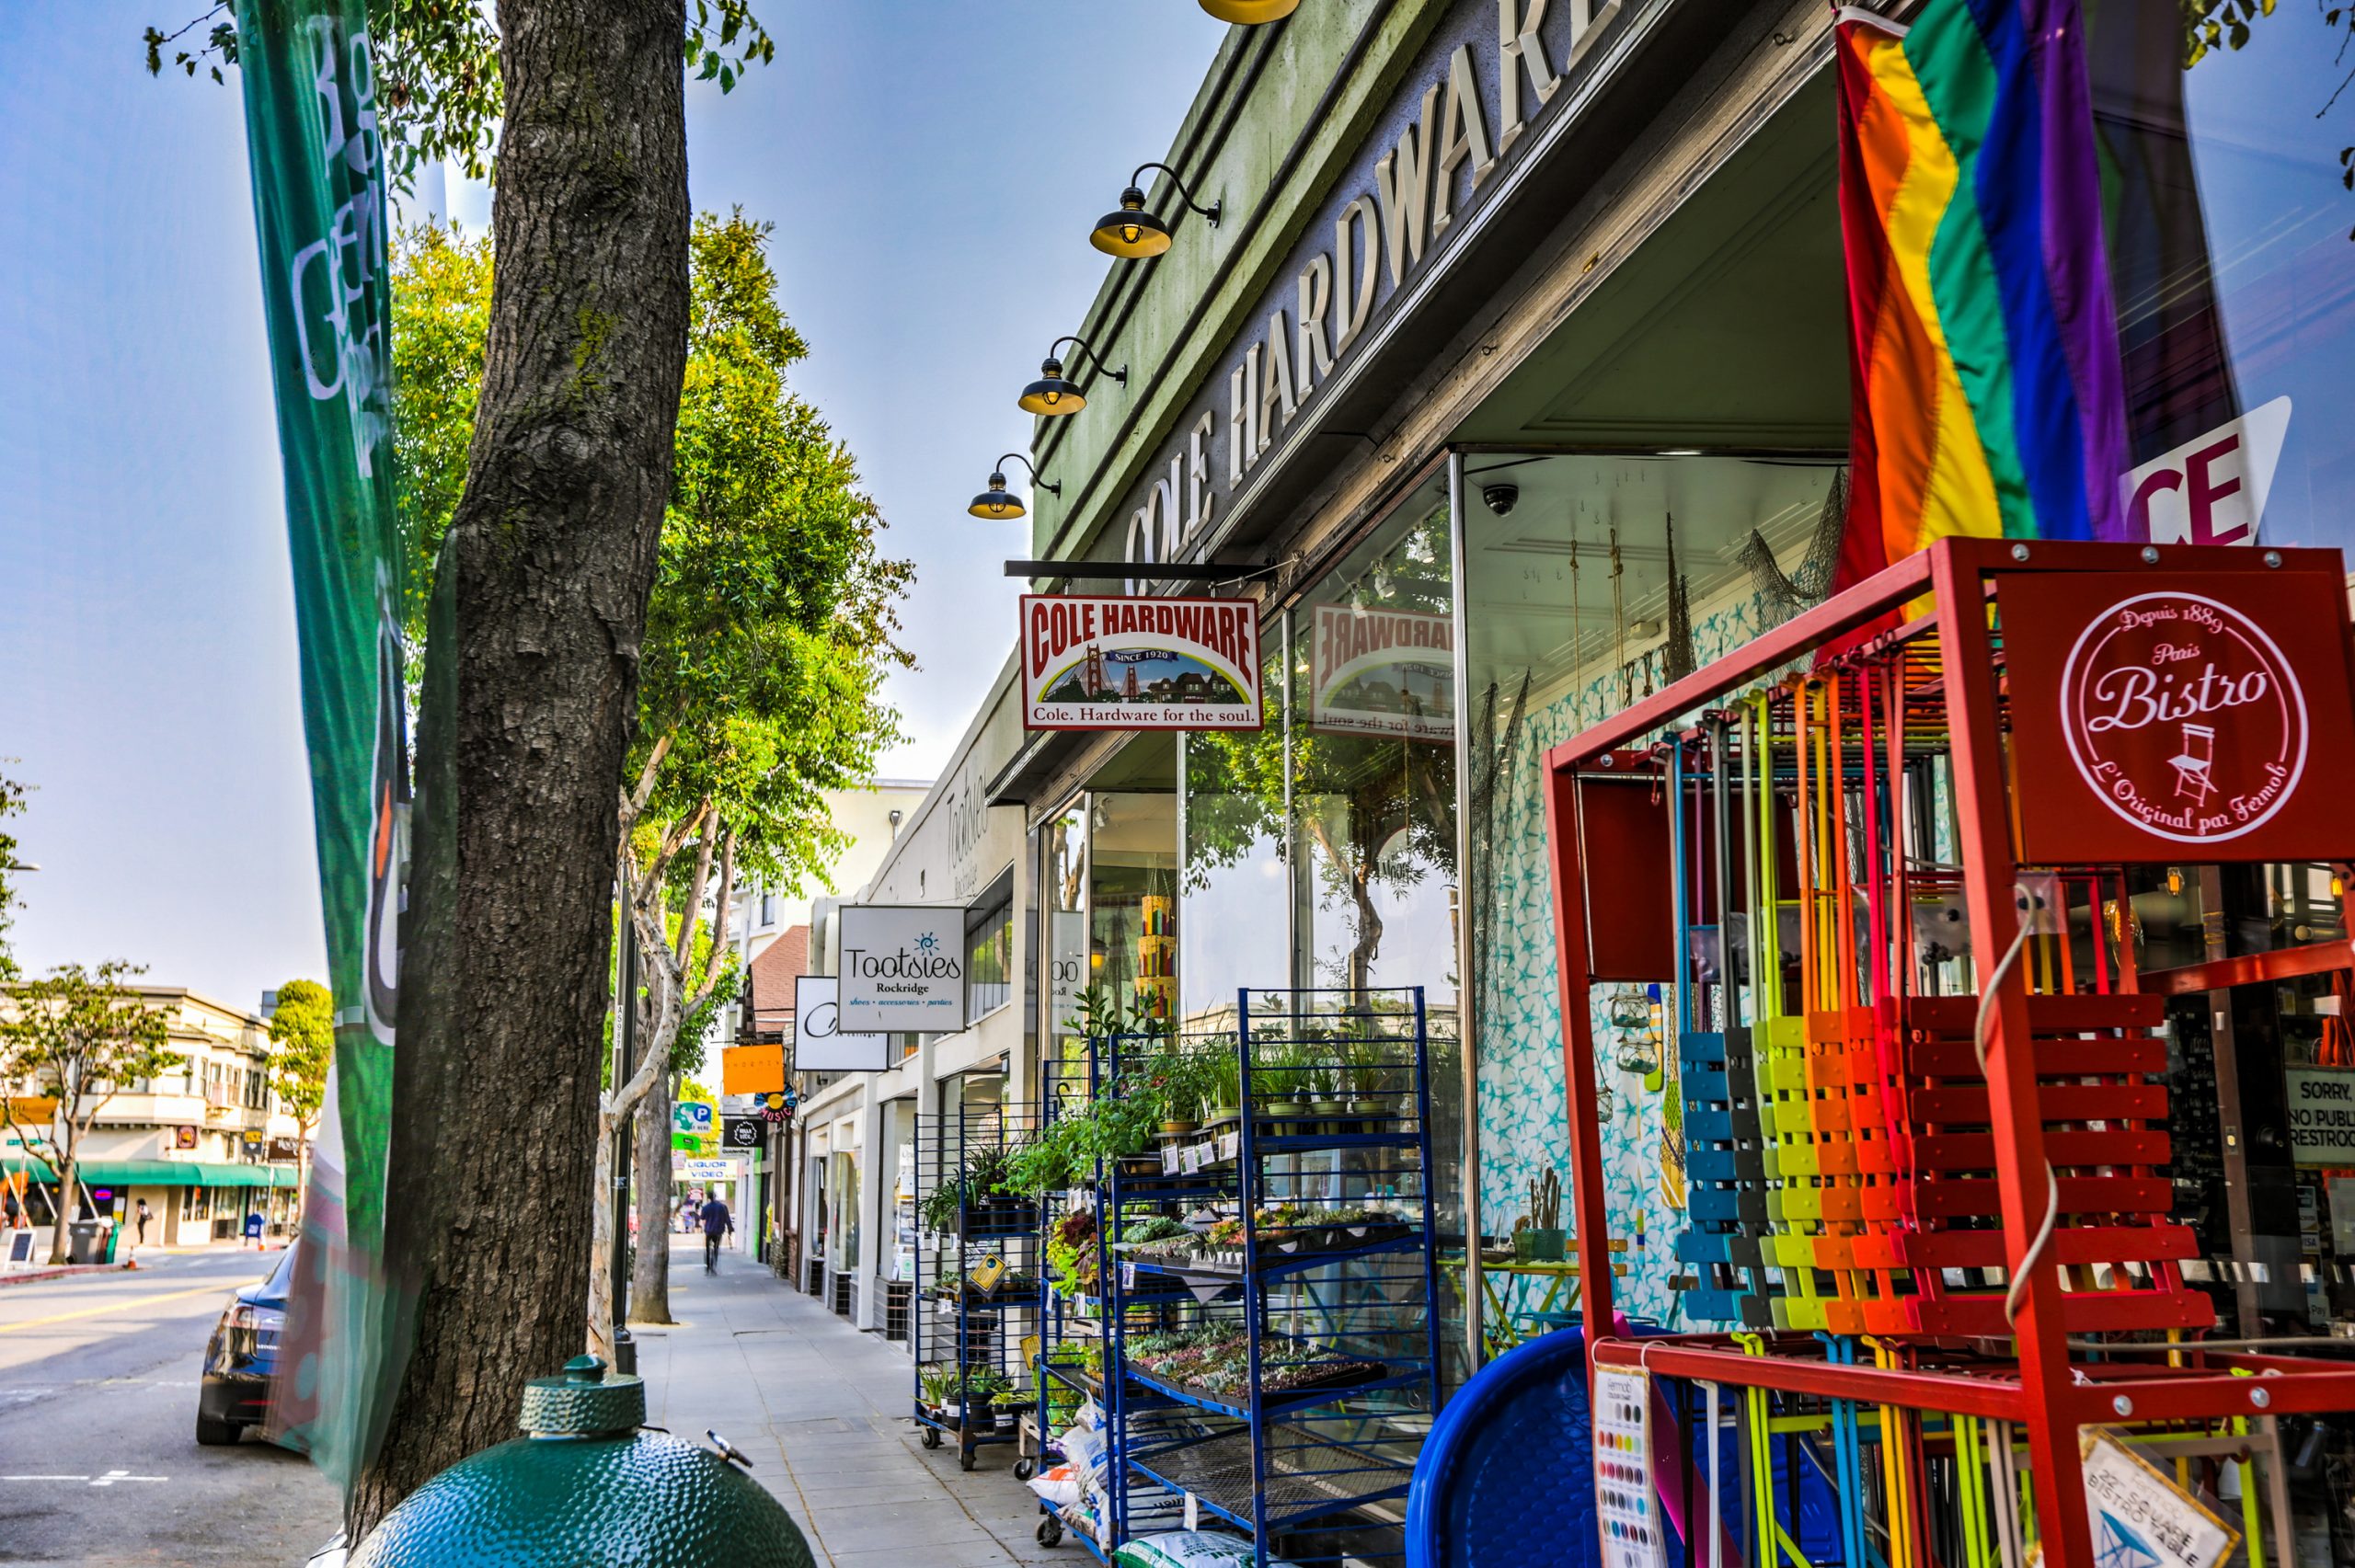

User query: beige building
[731,781,931,967]
[3,987,307,1252]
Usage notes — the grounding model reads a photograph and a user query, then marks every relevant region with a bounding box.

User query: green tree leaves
[266,977,336,1134]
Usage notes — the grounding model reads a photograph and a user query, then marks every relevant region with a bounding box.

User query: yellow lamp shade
[969,474,1026,520]
[1200,0,1300,21]
[1091,187,1172,258]
[1019,360,1086,417]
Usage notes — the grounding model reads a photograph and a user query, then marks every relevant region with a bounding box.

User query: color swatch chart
[1591,1367,1667,1568]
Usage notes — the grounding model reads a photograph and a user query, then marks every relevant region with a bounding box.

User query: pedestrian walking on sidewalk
[699,1193,733,1274]
[132,1198,150,1246]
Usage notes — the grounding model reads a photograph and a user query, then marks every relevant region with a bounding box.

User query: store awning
[2,1156,300,1189]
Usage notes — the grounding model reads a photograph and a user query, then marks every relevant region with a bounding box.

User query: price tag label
[1160,1144,1180,1173]
[1182,1143,1203,1173]
[1219,1132,1240,1162]
[1120,1261,1137,1290]
[1183,1491,1200,1531]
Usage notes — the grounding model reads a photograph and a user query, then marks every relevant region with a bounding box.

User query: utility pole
[611,909,638,1374]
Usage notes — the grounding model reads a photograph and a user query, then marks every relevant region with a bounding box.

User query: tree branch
[673,821,717,970]
[617,731,674,839]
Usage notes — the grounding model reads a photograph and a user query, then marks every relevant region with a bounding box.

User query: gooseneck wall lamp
[969,454,1058,521]
[1200,0,1301,22]
[1019,336,1127,417]
[1090,163,1223,259]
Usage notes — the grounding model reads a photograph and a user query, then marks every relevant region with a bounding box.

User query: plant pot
[996,1409,1018,1432]
[1204,1104,1238,1127]
[1512,1228,1567,1263]
[1307,1098,1347,1137]
[1160,1119,1199,1137]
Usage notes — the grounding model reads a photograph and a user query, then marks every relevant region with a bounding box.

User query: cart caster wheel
[959,1448,978,1471]
[920,1427,942,1449]
[1037,1515,1063,1548]
[1014,1457,1036,1482]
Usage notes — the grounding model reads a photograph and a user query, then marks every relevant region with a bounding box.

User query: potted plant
[963,1369,1010,1431]
[1512,1170,1566,1262]
[1304,1056,1349,1137]
[918,1362,957,1423]
[1200,1047,1242,1128]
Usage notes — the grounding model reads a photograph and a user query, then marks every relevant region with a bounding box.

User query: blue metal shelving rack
[1090,987,1440,1568]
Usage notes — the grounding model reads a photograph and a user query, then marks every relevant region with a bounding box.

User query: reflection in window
[966,898,1013,1018]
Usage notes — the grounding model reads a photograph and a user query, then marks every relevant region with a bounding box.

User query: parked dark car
[197,1244,294,1446]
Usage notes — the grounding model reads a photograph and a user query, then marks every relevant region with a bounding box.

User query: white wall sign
[676,1157,741,1183]
[2286,1066,2355,1167]
[2120,396,2292,548]
[835,904,971,1035]
[2078,1429,2238,1568]
[792,975,894,1071]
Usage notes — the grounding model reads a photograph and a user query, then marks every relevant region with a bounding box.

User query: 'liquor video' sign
[1018,594,1262,732]
[1999,560,2355,864]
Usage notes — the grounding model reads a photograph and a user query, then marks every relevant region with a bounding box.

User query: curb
[0,1261,137,1287]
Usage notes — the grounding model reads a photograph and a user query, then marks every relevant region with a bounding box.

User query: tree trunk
[630,1068,675,1322]
[344,0,690,1541]
[46,1145,77,1265]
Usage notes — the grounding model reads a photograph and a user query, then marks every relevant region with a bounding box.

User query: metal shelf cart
[1089,988,1441,1568]
[913,1095,1040,1472]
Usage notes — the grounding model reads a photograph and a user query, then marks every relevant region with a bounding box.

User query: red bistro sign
[2000,567,2355,864]
[1019,594,1263,732]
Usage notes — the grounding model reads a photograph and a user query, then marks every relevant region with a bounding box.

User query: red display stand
[1542,539,2355,1568]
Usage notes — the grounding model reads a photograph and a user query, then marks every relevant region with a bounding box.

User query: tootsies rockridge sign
[1116,0,1634,581]
[1999,558,2355,864]
[836,906,970,1036]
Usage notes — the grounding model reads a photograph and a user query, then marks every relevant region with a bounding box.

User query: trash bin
[66,1219,106,1265]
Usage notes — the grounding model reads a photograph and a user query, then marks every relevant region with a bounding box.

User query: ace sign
[1999,562,2355,864]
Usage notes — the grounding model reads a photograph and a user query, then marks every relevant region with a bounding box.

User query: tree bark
[345,0,690,1540]
[631,1068,676,1321]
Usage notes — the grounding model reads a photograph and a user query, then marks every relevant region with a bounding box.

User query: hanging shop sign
[2120,398,2292,548]
[759,1090,796,1124]
[1109,0,1634,584]
[721,1116,765,1151]
[268,1137,303,1162]
[834,906,971,1033]
[1998,564,2355,864]
[672,1101,714,1139]
[2286,1067,2355,1167]
[794,971,901,1066]
[676,1157,739,1183]
[1309,602,1454,739]
[1018,594,1262,732]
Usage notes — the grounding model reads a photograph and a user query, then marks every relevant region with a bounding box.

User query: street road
[0,1250,339,1566]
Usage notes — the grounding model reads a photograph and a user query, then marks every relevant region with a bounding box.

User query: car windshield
[262,1242,299,1297]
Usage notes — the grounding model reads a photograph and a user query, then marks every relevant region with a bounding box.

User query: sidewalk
[633,1238,1058,1568]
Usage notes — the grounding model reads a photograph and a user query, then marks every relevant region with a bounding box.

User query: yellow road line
[0,1281,231,1333]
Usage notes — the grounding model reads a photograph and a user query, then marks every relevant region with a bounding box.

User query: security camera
[1481,484,1519,517]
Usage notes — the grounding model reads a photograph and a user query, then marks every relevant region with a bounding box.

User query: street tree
[145,0,785,1536]
[265,979,335,1205]
[387,212,909,1345]
[0,766,28,984]
[0,963,184,1263]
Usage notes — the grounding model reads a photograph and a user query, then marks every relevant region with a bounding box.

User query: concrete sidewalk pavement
[632,1239,1058,1568]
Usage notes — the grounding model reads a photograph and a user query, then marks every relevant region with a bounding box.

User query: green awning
[2,1156,300,1189]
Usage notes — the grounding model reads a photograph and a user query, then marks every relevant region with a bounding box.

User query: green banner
[234,0,402,1487]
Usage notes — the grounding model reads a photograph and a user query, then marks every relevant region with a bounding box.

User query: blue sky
[0,3,1225,1011]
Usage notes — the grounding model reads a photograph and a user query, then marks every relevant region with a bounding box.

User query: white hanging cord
[1974,882,2062,1329]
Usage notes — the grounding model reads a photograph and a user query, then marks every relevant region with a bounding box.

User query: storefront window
[1460,452,1844,1329]
[1087,742,1179,1027]
[2088,2,2355,555]
[965,892,1014,1019]
[1179,635,1290,1031]
[1041,807,1089,1054]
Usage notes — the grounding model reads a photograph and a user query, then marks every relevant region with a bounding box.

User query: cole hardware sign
[2000,561,2355,864]
[1019,594,1262,732]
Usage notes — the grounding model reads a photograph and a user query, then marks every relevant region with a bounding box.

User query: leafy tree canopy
[146,0,774,192]
[0,766,27,984]
[267,977,337,1129]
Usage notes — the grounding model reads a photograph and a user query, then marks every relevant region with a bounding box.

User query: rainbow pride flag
[1833,0,2129,589]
